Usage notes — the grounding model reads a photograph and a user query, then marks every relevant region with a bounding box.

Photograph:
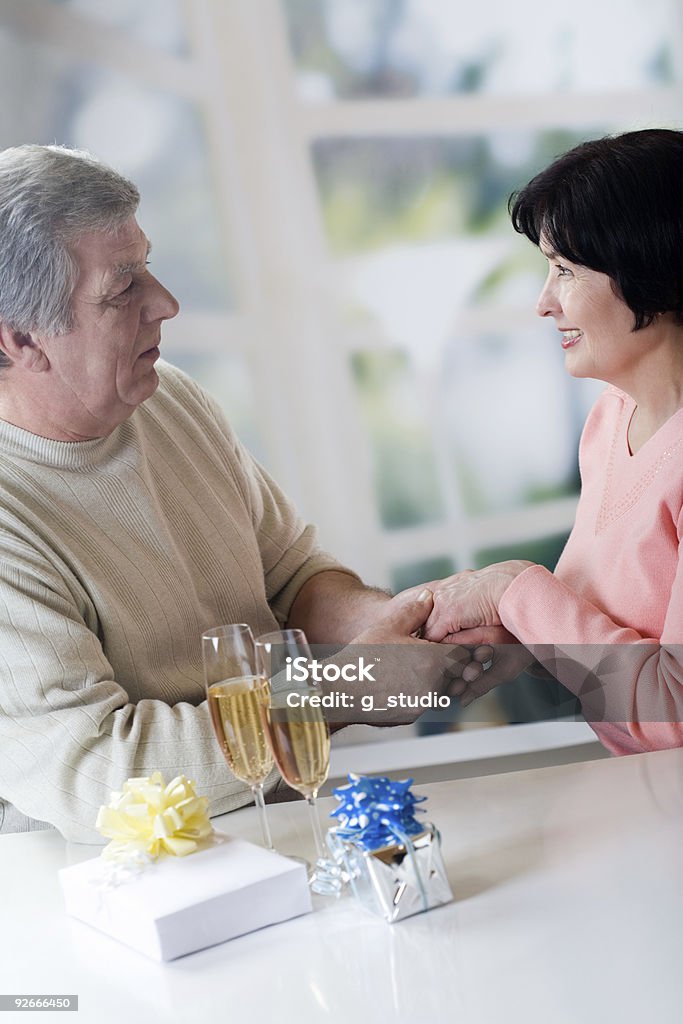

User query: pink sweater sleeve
[499,561,683,755]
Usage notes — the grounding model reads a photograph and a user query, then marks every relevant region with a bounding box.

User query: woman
[424,128,683,755]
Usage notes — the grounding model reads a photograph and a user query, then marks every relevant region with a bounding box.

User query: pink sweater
[500,386,683,755]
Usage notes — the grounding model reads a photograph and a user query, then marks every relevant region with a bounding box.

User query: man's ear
[0,322,49,371]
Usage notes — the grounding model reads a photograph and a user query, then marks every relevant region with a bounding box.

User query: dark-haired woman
[423,128,683,755]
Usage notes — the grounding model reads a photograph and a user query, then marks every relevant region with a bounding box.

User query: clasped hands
[398,559,536,710]
[332,560,537,725]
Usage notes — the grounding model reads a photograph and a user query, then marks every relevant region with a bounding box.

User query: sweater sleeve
[0,537,281,842]
[499,546,683,755]
[238,451,360,624]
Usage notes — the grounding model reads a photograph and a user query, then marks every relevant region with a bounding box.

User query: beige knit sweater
[0,361,347,841]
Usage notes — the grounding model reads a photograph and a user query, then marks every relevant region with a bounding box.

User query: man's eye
[108,281,135,305]
[555,264,572,277]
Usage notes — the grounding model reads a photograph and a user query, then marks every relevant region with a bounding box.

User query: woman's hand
[442,626,537,706]
[422,561,533,643]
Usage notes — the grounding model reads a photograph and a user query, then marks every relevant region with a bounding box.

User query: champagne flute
[202,623,275,850]
[255,628,342,896]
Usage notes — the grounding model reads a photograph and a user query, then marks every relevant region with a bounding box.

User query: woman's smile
[560,329,583,349]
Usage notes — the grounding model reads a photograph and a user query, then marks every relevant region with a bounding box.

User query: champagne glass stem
[252,783,274,851]
[306,794,326,860]
[306,794,343,897]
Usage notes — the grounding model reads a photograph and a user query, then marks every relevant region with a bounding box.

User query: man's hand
[351,587,435,645]
[421,561,533,642]
[321,588,473,726]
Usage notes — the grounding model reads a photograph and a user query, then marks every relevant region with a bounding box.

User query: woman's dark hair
[509,128,683,329]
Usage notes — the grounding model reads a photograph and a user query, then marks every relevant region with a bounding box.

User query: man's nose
[143,275,180,322]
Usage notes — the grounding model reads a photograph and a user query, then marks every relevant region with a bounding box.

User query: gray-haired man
[0,145,473,841]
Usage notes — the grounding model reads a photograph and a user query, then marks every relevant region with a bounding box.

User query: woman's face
[536,238,649,387]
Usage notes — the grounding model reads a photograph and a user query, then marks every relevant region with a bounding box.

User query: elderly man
[0,145,468,841]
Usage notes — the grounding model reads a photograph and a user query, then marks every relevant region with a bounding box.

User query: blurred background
[2,0,682,753]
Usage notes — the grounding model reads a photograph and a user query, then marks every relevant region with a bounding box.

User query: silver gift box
[328,823,453,923]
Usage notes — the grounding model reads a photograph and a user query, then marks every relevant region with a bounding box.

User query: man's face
[36,216,179,437]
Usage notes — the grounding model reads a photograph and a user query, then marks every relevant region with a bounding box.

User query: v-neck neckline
[597,393,683,532]
[625,397,683,458]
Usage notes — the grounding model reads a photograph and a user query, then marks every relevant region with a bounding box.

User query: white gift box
[59,832,311,961]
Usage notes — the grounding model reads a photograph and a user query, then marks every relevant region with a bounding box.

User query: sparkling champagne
[264,694,330,796]
[207,675,273,785]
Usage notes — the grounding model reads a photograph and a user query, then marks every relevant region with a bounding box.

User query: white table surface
[2,748,683,1024]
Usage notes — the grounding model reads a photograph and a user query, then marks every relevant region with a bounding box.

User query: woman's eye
[555,264,572,277]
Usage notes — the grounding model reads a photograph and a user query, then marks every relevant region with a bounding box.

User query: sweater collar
[0,415,132,469]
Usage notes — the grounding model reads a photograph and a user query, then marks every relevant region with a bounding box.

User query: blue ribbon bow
[330,773,426,851]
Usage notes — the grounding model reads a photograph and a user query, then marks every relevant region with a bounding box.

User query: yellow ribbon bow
[96,772,212,862]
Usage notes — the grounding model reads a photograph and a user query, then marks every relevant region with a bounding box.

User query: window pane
[284,0,678,101]
[0,35,233,312]
[313,130,604,256]
[476,534,571,572]
[352,351,444,529]
[391,556,455,593]
[168,352,266,462]
[47,0,188,56]
[443,326,583,515]
[320,129,610,518]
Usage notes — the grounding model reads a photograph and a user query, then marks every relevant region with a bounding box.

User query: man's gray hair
[0,145,139,359]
